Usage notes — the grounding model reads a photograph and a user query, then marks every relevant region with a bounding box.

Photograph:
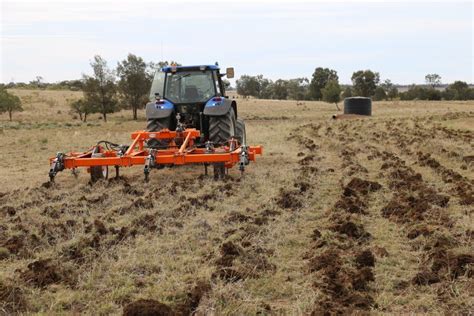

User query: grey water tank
[344,97,372,116]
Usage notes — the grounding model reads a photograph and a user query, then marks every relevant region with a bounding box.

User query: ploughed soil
[0,95,473,314]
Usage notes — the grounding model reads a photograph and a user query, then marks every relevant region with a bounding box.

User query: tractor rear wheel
[147,117,171,148]
[147,116,171,132]
[209,109,236,180]
[235,118,246,144]
[209,108,236,145]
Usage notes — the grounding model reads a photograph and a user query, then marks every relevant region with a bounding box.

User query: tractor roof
[161,65,219,72]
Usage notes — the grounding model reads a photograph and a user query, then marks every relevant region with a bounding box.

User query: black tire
[235,118,246,145]
[209,108,236,145]
[147,116,171,132]
[147,117,171,148]
[90,166,108,182]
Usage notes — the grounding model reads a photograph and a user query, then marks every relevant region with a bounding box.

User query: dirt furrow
[359,133,473,313]
[293,123,384,313]
[321,118,473,313]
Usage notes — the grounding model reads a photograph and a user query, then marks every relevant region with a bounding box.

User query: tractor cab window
[214,71,222,96]
[164,71,215,104]
[149,70,165,100]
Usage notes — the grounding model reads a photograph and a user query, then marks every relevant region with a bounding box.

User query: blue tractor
[146,64,245,147]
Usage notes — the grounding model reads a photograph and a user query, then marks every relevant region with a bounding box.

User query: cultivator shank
[48,128,262,182]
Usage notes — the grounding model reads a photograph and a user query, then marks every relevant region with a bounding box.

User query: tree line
[0,55,178,122]
[236,69,474,108]
[1,61,474,121]
[2,77,85,91]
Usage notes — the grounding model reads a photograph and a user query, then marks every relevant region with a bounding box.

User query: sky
[0,0,473,85]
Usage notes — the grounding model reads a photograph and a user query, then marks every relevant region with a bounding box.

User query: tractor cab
[149,65,233,104]
[146,64,240,145]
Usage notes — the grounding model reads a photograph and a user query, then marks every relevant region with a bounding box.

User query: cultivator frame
[49,128,262,182]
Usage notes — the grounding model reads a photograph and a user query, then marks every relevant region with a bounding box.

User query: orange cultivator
[48,128,263,182]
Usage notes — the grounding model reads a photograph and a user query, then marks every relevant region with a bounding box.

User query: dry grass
[0,90,473,314]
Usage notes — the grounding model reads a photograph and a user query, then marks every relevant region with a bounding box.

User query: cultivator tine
[144,149,156,182]
[214,163,226,180]
[144,167,150,182]
[239,146,250,175]
[49,152,65,182]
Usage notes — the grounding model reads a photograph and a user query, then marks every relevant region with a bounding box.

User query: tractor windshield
[164,71,216,104]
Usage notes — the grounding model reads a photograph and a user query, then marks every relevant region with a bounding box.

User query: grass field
[0,89,473,314]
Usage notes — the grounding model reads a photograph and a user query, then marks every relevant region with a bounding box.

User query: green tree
[388,87,399,100]
[70,98,96,122]
[425,74,442,88]
[342,86,352,98]
[351,70,380,97]
[380,79,394,98]
[29,76,45,89]
[400,85,420,100]
[257,76,272,99]
[287,78,309,101]
[0,89,23,121]
[57,79,84,91]
[117,54,150,120]
[445,81,470,100]
[400,85,441,101]
[236,75,272,98]
[236,75,259,98]
[425,88,442,100]
[373,86,387,101]
[83,55,118,122]
[272,79,289,100]
[322,80,342,110]
[309,67,338,100]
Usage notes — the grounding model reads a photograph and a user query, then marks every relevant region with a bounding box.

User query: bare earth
[0,89,473,314]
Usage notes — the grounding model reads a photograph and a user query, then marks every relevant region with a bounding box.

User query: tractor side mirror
[226,67,234,79]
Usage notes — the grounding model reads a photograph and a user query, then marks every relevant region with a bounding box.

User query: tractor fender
[145,100,174,119]
[203,98,236,117]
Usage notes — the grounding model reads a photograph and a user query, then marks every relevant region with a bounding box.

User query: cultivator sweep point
[48,128,262,182]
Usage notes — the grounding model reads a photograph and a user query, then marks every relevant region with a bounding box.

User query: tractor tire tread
[235,118,246,144]
[209,109,236,144]
[147,117,171,148]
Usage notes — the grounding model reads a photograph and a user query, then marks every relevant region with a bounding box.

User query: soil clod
[123,299,173,316]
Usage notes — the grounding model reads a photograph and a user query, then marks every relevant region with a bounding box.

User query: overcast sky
[1,0,472,84]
